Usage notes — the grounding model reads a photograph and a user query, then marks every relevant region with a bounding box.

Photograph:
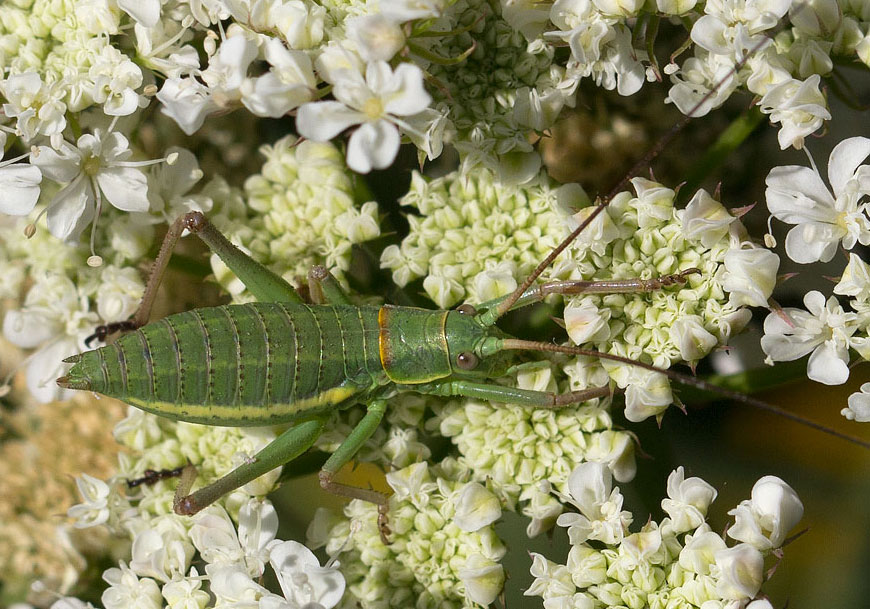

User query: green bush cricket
[56,204,870,535]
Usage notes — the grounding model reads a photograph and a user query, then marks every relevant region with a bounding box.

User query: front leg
[415,380,612,408]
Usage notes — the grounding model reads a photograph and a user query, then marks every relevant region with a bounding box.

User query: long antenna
[500,339,870,450]
[491,35,772,321]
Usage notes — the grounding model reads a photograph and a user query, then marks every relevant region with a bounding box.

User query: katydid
[56,208,870,529]
[55,209,693,516]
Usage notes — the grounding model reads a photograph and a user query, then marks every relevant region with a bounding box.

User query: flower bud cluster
[527,465,804,609]
[315,460,506,609]
[0,0,144,140]
[562,179,779,421]
[424,0,577,180]
[433,360,636,537]
[380,168,587,307]
[210,135,381,300]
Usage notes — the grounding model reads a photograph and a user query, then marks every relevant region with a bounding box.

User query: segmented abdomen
[73,303,384,424]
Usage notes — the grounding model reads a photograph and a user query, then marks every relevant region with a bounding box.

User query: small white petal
[346,120,400,173]
[296,101,364,141]
[453,482,501,532]
[827,136,870,197]
[97,167,151,212]
[806,340,850,385]
[118,0,161,26]
[0,164,42,215]
[31,142,81,183]
[46,176,93,240]
[382,63,432,116]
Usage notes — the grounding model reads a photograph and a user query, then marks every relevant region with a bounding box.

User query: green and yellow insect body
[59,302,515,427]
[52,211,637,517]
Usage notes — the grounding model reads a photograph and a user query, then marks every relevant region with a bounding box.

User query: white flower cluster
[434,360,635,537]
[667,0,870,149]
[761,136,870,417]
[380,168,587,307]
[526,463,804,609]
[313,460,505,609]
[61,407,346,609]
[211,135,381,299]
[0,216,145,403]
[561,179,779,421]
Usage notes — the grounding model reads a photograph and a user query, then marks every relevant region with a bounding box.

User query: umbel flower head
[210,135,381,300]
[527,465,803,609]
[380,167,588,307]
[313,460,506,609]
[433,359,636,537]
[560,179,779,421]
[422,0,578,181]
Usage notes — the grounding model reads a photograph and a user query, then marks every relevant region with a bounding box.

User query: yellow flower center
[362,97,384,121]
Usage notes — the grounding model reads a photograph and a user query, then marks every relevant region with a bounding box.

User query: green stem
[408,40,476,66]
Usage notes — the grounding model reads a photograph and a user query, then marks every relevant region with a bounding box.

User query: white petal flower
[458,553,505,606]
[241,39,316,118]
[565,299,612,344]
[161,569,210,609]
[31,130,152,241]
[789,0,841,37]
[67,474,111,528]
[766,136,870,263]
[556,462,631,544]
[721,243,779,308]
[1,72,67,140]
[681,188,736,247]
[189,500,278,576]
[728,475,803,550]
[271,0,325,49]
[157,77,219,135]
[102,562,162,609]
[269,540,346,609]
[761,290,860,385]
[759,75,831,150]
[453,482,502,532]
[834,253,870,304]
[130,517,195,582]
[678,527,727,574]
[617,367,673,422]
[666,53,738,117]
[843,383,870,422]
[670,315,719,362]
[296,61,432,173]
[713,543,764,600]
[661,466,718,533]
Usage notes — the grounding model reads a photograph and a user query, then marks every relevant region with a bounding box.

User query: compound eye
[456,351,479,370]
[457,303,478,316]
